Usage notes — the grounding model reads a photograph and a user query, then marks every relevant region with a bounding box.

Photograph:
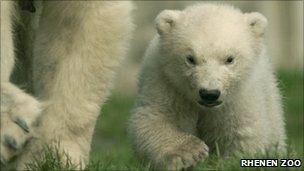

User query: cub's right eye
[186,55,196,65]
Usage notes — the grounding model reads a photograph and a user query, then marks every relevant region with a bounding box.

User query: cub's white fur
[1,1,133,169]
[128,3,286,170]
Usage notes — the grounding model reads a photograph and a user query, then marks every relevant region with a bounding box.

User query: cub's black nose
[199,89,221,102]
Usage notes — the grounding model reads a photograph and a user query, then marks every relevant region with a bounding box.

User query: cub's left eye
[225,56,235,64]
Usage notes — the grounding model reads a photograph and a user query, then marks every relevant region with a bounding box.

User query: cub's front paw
[164,137,209,170]
[0,83,41,165]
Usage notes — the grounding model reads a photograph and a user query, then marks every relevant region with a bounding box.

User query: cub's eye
[225,56,235,64]
[186,55,196,65]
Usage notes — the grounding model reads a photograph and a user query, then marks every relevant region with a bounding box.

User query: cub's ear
[245,12,268,38]
[155,10,181,35]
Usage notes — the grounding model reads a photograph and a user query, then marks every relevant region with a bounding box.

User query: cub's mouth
[198,100,222,107]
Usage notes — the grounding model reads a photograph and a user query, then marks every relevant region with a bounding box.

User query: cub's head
[155,3,267,108]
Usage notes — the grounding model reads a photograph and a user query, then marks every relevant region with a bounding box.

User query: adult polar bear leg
[1,1,41,165]
[15,1,134,169]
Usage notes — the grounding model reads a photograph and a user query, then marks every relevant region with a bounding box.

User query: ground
[26,70,303,170]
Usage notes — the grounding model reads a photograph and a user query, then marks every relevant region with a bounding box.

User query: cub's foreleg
[129,106,209,170]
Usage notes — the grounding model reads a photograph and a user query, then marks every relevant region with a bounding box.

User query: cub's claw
[163,137,209,170]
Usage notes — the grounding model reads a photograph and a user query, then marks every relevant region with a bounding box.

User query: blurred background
[91,1,303,168]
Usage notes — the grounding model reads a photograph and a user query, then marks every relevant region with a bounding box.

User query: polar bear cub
[128,3,286,170]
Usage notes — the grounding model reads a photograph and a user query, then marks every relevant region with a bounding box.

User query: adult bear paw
[0,83,41,165]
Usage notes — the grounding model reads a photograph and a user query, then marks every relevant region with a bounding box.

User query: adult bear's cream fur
[1,1,134,169]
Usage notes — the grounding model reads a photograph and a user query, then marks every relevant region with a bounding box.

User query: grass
[26,70,303,170]
[277,70,304,154]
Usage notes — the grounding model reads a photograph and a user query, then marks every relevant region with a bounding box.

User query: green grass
[277,70,304,154]
[27,70,303,170]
